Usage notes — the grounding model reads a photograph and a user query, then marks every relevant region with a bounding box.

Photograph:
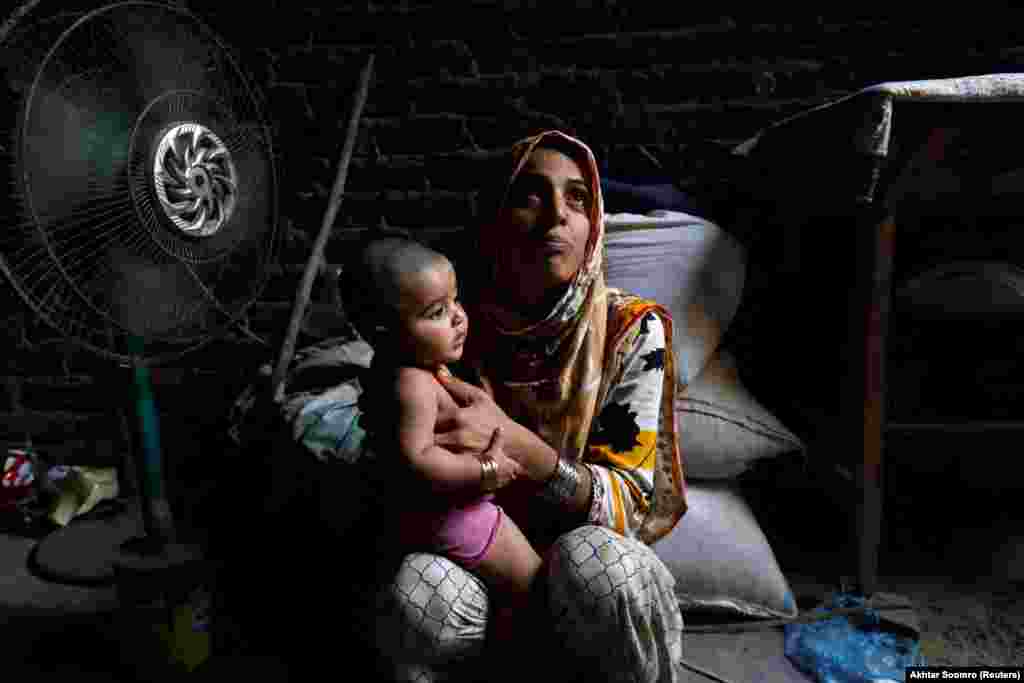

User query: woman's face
[495,147,593,308]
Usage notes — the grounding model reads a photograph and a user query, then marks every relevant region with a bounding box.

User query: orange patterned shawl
[464,131,686,543]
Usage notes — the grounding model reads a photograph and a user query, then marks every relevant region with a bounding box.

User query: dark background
[2,0,1023,596]
[1,3,1024,678]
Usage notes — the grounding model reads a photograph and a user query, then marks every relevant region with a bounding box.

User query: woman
[370,131,688,682]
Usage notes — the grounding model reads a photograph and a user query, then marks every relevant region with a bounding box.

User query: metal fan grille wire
[1,1,278,365]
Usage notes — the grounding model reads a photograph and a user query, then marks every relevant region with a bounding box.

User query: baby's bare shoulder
[394,366,444,404]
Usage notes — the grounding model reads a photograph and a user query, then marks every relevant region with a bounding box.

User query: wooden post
[857,213,896,597]
[855,127,952,595]
[271,54,375,403]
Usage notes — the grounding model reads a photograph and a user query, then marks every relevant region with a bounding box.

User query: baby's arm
[395,368,484,494]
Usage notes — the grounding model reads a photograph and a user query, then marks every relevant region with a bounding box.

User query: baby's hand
[480,427,522,490]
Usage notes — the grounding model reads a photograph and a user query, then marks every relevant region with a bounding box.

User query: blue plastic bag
[784,593,926,683]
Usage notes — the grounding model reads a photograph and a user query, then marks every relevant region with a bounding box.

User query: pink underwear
[398,495,503,569]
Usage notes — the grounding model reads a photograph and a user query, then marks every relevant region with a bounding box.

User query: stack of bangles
[539,456,580,506]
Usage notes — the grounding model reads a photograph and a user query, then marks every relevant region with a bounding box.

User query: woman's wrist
[501,419,556,481]
[498,419,593,515]
[539,457,579,504]
[539,456,593,517]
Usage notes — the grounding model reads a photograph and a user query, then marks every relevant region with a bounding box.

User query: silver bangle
[539,457,580,506]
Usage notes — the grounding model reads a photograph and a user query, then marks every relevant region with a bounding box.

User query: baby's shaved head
[341,233,450,340]
[364,238,448,294]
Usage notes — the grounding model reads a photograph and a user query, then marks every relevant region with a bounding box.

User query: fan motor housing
[152,121,237,238]
[128,89,254,266]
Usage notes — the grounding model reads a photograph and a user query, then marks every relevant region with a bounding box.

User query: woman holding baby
[353,130,689,683]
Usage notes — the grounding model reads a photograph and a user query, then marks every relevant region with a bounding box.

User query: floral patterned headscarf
[464,130,609,461]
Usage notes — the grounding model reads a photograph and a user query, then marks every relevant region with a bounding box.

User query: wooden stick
[683,601,916,634]
[271,54,375,403]
[679,658,735,683]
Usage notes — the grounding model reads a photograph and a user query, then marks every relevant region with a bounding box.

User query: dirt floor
[870,481,1023,667]
[870,518,1024,668]
[903,580,1023,666]
[745,451,1024,674]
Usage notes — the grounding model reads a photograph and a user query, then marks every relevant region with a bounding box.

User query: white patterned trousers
[373,525,685,682]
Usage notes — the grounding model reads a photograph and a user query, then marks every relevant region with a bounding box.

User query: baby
[341,232,542,604]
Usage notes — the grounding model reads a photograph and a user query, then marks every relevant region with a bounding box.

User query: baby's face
[394,260,468,368]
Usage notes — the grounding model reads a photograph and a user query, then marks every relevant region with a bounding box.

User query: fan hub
[153,122,237,238]
[188,168,210,198]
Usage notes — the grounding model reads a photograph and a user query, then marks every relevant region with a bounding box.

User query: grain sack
[652,480,798,619]
[605,215,803,478]
[678,348,805,480]
[604,210,745,386]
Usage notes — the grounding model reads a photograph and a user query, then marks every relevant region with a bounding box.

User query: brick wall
[201,4,1024,247]
[199,4,1024,325]
[215,3,1024,438]
[5,2,1024,512]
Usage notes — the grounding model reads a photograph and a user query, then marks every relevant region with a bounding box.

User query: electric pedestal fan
[0,0,278,585]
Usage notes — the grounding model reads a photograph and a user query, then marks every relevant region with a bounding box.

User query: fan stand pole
[270,54,375,402]
[31,334,203,589]
[121,338,176,554]
[113,336,205,604]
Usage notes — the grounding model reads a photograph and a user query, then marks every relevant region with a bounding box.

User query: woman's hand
[437,369,566,487]
[480,427,522,489]
[435,371,511,455]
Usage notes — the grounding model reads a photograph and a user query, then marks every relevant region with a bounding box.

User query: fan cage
[0,0,279,366]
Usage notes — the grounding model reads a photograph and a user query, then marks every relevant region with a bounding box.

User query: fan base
[32,510,206,595]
